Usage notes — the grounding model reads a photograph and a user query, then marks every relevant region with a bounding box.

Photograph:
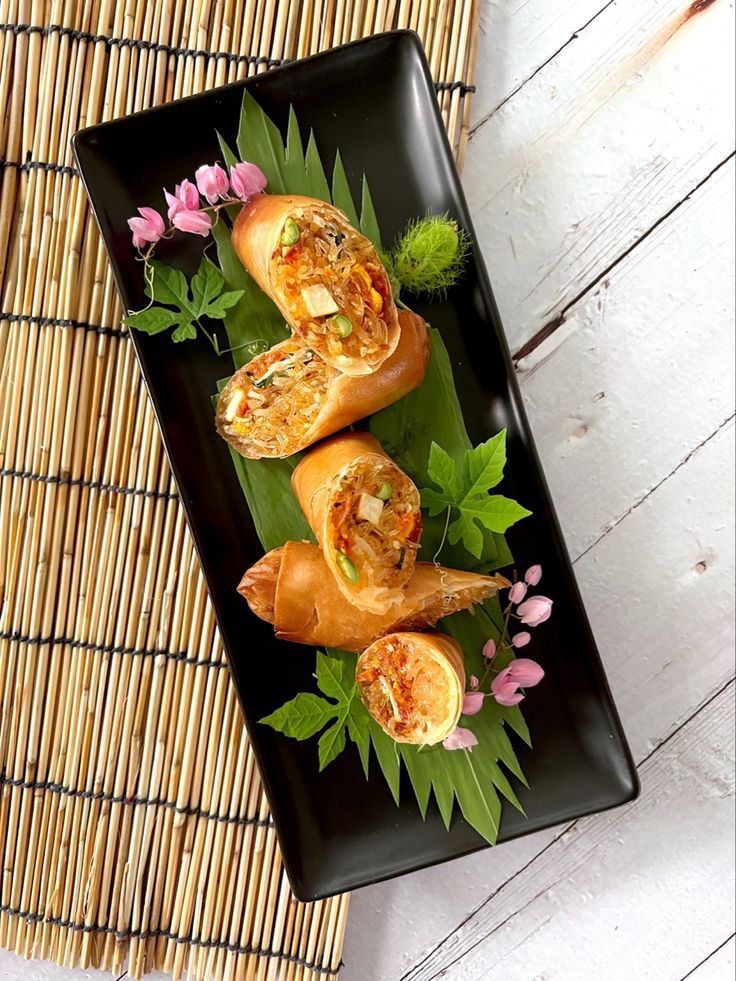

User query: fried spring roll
[356,632,465,745]
[238,541,510,653]
[233,194,400,375]
[292,432,422,614]
[215,310,429,459]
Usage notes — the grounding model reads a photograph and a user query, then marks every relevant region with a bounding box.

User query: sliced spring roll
[356,632,465,745]
[292,432,422,614]
[238,541,510,653]
[215,310,429,459]
[233,194,400,375]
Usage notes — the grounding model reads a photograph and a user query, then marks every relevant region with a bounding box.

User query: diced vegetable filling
[271,207,393,367]
[357,637,453,742]
[221,338,333,455]
[327,459,421,590]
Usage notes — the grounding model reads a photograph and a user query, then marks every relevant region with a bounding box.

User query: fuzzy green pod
[391,215,470,296]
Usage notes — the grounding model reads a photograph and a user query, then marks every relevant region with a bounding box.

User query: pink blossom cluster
[443,564,553,752]
[127,161,267,250]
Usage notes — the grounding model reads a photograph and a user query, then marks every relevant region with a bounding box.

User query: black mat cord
[0,772,273,828]
[0,903,340,974]
[0,309,122,336]
[0,21,475,93]
[0,466,177,501]
[0,628,227,669]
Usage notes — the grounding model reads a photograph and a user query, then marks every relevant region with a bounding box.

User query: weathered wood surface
[342,1,736,978]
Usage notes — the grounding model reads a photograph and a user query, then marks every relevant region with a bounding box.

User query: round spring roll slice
[292,432,422,614]
[238,541,510,653]
[233,194,400,375]
[356,632,465,745]
[215,310,429,459]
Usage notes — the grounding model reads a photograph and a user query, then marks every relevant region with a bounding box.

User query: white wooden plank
[471,0,610,125]
[464,0,736,352]
[520,157,736,560]
[685,936,736,980]
[405,681,735,981]
[342,417,735,981]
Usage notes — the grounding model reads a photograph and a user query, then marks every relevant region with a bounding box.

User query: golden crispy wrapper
[238,541,510,653]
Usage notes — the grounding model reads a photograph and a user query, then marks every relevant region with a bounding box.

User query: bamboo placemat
[0,2,480,977]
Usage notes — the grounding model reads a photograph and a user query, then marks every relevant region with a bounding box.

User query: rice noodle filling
[356,634,462,745]
[220,338,333,456]
[271,207,393,368]
[327,458,421,605]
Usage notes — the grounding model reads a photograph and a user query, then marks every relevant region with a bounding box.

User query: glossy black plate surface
[73,31,637,901]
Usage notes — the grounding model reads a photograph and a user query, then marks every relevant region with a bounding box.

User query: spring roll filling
[327,459,421,592]
[271,207,393,366]
[356,635,457,743]
[221,339,333,454]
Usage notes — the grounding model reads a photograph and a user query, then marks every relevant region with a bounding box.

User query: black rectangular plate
[73,31,638,901]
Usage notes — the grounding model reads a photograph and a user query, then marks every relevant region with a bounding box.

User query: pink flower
[482,638,497,662]
[517,595,553,627]
[230,161,267,201]
[462,691,485,716]
[511,631,531,648]
[509,581,527,604]
[491,659,545,706]
[164,179,201,219]
[172,209,213,236]
[525,564,542,586]
[127,207,165,249]
[195,163,230,205]
[442,727,478,751]
[491,682,525,706]
[470,675,479,689]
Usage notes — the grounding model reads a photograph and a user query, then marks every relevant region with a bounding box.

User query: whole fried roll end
[238,541,510,653]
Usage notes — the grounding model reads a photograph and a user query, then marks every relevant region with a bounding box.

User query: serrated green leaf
[331,151,359,227]
[123,306,179,334]
[347,701,371,778]
[420,487,452,517]
[260,692,337,740]
[171,322,197,342]
[448,511,485,558]
[367,719,401,805]
[398,745,432,818]
[191,258,225,314]
[318,716,347,771]
[461,495,532,534]
[205,290,245,318]
[216,131,239,170]
[315,652,349,703]
[283,107,306,187]
[237,90,287,193]
[427,441,459,499]
[303,131,331,201]
[462,430,507,498]
[146,261,190,309]
[359,176,382,249]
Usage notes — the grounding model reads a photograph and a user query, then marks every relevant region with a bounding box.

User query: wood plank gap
[573,412,735,565]
[404,677,735,981]
[513,150,736,364]
[469,0,617,136]
[680,932,736,980]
